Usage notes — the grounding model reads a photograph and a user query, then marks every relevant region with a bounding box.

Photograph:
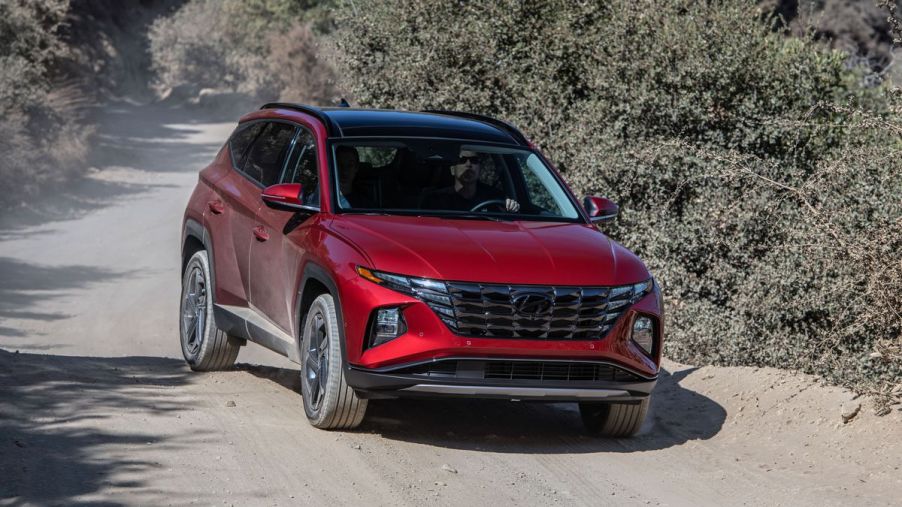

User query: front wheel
[180,250,240,371]
[579,398,650,437]
[300,294,367,429]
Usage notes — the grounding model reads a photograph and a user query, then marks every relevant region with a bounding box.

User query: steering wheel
[469,199,507,212]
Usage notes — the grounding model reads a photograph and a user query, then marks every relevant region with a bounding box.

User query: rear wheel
[300,294,367,429]
[579,398,650,437]
[180,250,240,371]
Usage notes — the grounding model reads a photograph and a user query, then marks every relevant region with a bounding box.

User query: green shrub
[333,0,901,402]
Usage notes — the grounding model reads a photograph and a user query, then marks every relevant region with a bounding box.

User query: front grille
[413,281,637,340]
[395,360,645,382]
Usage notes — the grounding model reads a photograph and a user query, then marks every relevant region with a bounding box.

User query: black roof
[260,103,528,146]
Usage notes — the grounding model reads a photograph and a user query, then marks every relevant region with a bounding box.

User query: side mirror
[261,183,318,212]
[583,196,619,223]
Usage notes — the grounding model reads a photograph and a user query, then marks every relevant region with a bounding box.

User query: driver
[425,149,520,212]
[336,146,375,208]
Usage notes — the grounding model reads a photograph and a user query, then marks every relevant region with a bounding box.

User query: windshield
[329,139,581,221]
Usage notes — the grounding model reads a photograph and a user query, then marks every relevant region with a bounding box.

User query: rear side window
[228,122,264,169]
[243,122,298,187]
[282,129,319,206]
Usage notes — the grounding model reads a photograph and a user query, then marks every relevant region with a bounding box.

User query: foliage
[0,0,91,200]
[0,0,67,115]
[767,0,902,76]
[148,0,337,102]
[880,0,902,44]
[333,0,902,402]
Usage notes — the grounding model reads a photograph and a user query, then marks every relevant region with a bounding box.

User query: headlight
[607,278,654,310]
[357,267,448,300]
[357,266,457,329]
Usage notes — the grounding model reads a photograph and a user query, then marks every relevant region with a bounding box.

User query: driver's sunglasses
[458,155,481,165]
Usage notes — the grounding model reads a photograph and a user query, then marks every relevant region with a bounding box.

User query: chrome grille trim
[412,281,638,340]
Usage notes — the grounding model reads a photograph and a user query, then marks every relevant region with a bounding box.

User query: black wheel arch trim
[182,218,215,297]
[297,262,349,366]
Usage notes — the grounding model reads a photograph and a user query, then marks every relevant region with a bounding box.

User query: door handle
[207,200,225,215]
[253,225,270,242]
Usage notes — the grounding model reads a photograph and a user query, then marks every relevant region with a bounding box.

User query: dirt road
[1,103,899,506]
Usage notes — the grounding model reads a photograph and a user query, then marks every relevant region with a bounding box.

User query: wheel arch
[297,262,348,365]
[182,218,216,296]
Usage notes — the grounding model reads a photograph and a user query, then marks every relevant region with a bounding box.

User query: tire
[579,397,650,437]
[300,294,367,429]
[180,250,240,371]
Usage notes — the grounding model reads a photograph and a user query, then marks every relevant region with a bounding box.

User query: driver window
[281,128,319,207]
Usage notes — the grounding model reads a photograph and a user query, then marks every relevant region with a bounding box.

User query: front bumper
[345,357,656,401]
[341,277,663,376]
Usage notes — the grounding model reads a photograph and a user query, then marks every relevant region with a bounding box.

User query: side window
[282,129,319,207]
[242,122,298,187]
[228,122,264,169]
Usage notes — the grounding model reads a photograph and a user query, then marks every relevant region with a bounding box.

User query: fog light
[371,307,407,348]
[632,316,655,355]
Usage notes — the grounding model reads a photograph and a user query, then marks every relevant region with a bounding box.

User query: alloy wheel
[303,312,329,411]
[182,266,206,356]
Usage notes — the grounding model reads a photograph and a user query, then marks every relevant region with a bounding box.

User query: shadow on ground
[244,363,726,454]
[0,349,202,506]
[0,257,127,339]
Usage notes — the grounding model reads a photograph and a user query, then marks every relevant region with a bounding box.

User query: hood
[329,215,650,286]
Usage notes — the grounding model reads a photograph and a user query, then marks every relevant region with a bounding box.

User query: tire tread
[180,251,240,372]
[580,398,649,437]
[302,294,367,430]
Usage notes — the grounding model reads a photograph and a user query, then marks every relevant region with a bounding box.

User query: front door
[249,126,321,336]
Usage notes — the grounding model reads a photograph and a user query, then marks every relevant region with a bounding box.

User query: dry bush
[0,0,91,204]
[267,23,338,104]
[333,0,901,404]
[764,0,901,74]
[60,0,186,100]
[148,0,338,103]
[879,0,902,44]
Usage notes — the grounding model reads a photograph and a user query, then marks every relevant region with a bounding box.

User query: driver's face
[451,150,481,184]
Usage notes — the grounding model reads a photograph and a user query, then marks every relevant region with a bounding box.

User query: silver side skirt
[214,303,299,363]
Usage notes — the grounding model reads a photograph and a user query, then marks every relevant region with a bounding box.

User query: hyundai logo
[512,293,553,317]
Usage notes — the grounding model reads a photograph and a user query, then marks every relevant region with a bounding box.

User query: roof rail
[422,110,529,146]
[260,102,339,136]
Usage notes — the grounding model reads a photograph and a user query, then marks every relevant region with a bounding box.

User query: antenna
[338,98,351,108]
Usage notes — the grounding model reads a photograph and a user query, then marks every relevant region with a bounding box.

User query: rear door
[249,126,320,336]
[214,121,297,307]
[207,121,264,306]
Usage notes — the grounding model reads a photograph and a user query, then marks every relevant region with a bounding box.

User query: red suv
[180,103,663,436]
